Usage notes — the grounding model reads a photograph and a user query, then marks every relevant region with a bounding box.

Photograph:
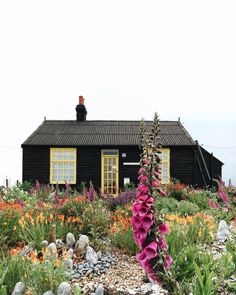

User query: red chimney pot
[79,96,85,105]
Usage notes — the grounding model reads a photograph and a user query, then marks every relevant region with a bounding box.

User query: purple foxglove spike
[164,255,173,269]
[131,216,141,229]
[158,236,168,250]
[143,241,158,259]
[158,223,169,235]
[140,214,153,230]
[159,190,167,197]
[145,196,155,206]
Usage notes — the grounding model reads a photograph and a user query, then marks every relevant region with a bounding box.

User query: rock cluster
[73,254,116,279]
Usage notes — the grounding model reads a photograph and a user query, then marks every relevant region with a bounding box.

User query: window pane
[58,151,63,160]
[102,150,118,156]
[162,151,168,161]
[52,152,58,160]
[52,163,57,169]
[50,148,76,184]
[69,151,75,160]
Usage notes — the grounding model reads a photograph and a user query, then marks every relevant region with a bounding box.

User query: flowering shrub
[216,177,229,203]
[105,189,137,211]
[131,114,172,284]
[165,183,188,201]
[110,208,139,254]
[165,212,216,244]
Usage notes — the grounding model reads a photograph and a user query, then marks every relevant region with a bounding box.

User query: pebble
[74,254,116,279]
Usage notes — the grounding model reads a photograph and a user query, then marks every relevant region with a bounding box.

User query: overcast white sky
[0,0,235,186]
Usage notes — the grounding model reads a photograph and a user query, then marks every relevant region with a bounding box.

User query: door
[101,150,119,196]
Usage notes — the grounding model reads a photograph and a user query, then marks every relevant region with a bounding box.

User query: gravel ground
[70,250,168,295]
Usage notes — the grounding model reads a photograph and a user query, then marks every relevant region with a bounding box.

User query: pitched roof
[22,120,196,146]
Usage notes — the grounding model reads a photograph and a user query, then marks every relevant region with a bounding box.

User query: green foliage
[24,261,68,295]
[0,209,22,252]
[16,215,74,251]
[80,201,111,237]
[154,197,179,214]
[17,221,50,251]
[177,200,200,216]
[217,253,235,279]
[110,227,139,255]
[193,261,216,295]
[57,196,87,218]
[123,182,136,190]
[187,190,211,210]
[18,181,32,192]
[209,207,236,223]
[154,197,200,216]
[0,287,7,295]
[0,256,30,294]
[225,242,236,266]
[74,285,82,295]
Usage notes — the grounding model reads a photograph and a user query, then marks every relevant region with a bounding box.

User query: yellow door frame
[101,150,119,196]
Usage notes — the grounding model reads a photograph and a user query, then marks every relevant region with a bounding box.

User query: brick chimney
[76,96,87,121]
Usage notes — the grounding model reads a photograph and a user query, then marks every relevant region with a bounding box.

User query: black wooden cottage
[21,96,223,194]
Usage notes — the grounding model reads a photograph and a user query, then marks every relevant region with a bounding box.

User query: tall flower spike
[139,118,148,153]
[132,113,172,285]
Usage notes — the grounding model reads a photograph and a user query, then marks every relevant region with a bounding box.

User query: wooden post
[196,154,207,187]
[6,178,8,188]
[211,153,214,187]
[193,147,197,185]
[196,141,211,183]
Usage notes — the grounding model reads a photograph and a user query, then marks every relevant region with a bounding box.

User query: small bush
[154,197,179,214]
[105,189,137,211]
[110,208,138,255]
[187,190,213,211]
[166,183,187,201]
[80,201,112,237]
[177,200,200,216]
[24,261,68,295]
[0,256,30,294]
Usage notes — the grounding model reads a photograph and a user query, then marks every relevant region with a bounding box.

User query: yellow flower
[186,216,195,225]
[37,212,45,223]
[198,228,202,237]
[165,214,177,221]
[18,217,25,228]
[177,217,186,225]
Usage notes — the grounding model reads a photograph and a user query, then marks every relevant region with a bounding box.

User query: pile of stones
[73,254,116,279]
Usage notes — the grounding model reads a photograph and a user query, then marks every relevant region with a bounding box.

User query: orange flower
[18,217,25,227]
[37,212,45,223]
[10,248,19,256]
[186,216,195,225]
[176,217,186,225]
[67,216,81,223]
[165,214,177,221]
[48,214,54,222]
[58,214,65,222]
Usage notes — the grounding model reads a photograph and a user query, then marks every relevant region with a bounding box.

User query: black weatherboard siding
[22,117,223,189]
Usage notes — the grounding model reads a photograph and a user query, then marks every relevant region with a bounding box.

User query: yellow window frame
[160,148,170,184]
[101,150,119,196]
[50,148,77,184]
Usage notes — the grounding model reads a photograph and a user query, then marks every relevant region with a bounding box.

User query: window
[50,148,76,184]
[160,148,170,183]
[101,150,119,196]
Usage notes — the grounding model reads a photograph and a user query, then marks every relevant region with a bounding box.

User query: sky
[0,0,235,186]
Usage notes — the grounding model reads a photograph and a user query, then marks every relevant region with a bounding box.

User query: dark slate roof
[22,120,196,146]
